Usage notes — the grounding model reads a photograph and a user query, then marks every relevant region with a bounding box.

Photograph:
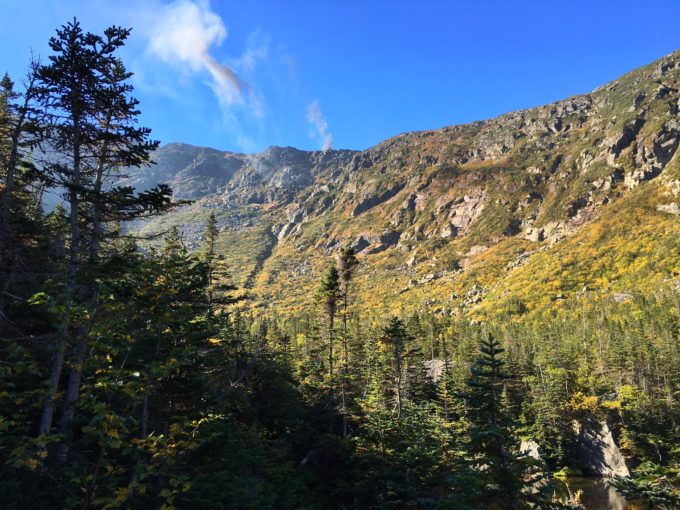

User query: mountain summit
[129,50,680,316]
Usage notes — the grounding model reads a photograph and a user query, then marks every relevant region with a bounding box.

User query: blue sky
[1,1,679,153]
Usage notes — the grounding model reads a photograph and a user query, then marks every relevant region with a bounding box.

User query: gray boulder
[520,439,544,461]
[573,420,629,477]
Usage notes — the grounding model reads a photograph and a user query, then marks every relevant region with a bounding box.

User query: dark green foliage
[460,336,529,508]
[316,263,341,395]
[203,211,219,263]
[380,317,412,419]
[336,245,358,437]
[609,473,680,509]
[337,245,358,290]
[317,264,341,316]
[0,62,48,299]
[201,212,238,305]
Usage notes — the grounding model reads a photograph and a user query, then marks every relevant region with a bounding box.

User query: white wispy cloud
[65,0,323,152]
[146,0,243,107]
[306,100,332,151]
[230,29,269,73]
[130,0,271,150]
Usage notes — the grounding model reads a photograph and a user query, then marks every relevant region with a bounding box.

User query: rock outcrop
[573,420,630,478]
[520,439,544,462]
[351,182,406,217]
[658,202,680,215]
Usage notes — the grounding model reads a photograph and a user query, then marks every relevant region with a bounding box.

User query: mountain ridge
[128,49,680,317]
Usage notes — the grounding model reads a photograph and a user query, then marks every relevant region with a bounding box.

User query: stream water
[556,477,646,510]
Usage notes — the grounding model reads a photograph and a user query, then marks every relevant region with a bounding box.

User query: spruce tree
[316,264,341,398]
[0,63,46,308]
[34,19,170,454]
[203,212,218,302]
[336,245,358,436]
[200,212,237,306]
[461,335,574,509]
[380,317,412,420]
[462,335,529,509]
[0,66,41,263]
[203,212,218,264]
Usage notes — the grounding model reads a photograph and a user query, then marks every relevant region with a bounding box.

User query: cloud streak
[147,0,243,107]
[123,0,329,152]
[306,100,332,151]
[231,29,269,73]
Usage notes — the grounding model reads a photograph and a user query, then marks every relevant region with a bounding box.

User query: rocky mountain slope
[128,50,680,317]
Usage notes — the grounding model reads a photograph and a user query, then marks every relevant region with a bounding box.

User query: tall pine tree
[317,264,341,398]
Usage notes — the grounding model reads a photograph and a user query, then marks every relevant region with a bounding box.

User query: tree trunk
[59,141,108,457]
[66,122,81,287]
[340,291,349,437]
[441,335,450,420]
[88,122,110,263]
[88,192,102,262]
[39,116,80,441]
[38,332,66,435]
[395,346,403,420]
[140,393,150,438]
[328,311,335,395]
[57,330,87,461]
[39,134,85,434]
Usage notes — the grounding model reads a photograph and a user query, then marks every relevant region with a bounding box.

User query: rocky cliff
[128,50,680,316]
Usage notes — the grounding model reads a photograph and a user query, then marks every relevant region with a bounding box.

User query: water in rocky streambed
[556,477,647,510]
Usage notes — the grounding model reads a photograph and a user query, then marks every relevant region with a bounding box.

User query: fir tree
[380,317,412,420]
[202,212,219,302]
[462,335,531,509]
[317,264,341,397]
[336,245,358,436]
[200,212,237,306]
[34,19,170,456]
[461,335,574,509]
[0,64,43,266]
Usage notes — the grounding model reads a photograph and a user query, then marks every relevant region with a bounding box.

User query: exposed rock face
[448,190,486,234]
[520,439,544,462]
[121,144,246,200]
[657,202,680,215]
[525,220,577,243]
[606,117,645,166]
[466,245,488,256]
[573,420,630,478]
[424,359,446,384]
[351,182,406,217]
[653,120,680,165]
[121,144,357,203]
